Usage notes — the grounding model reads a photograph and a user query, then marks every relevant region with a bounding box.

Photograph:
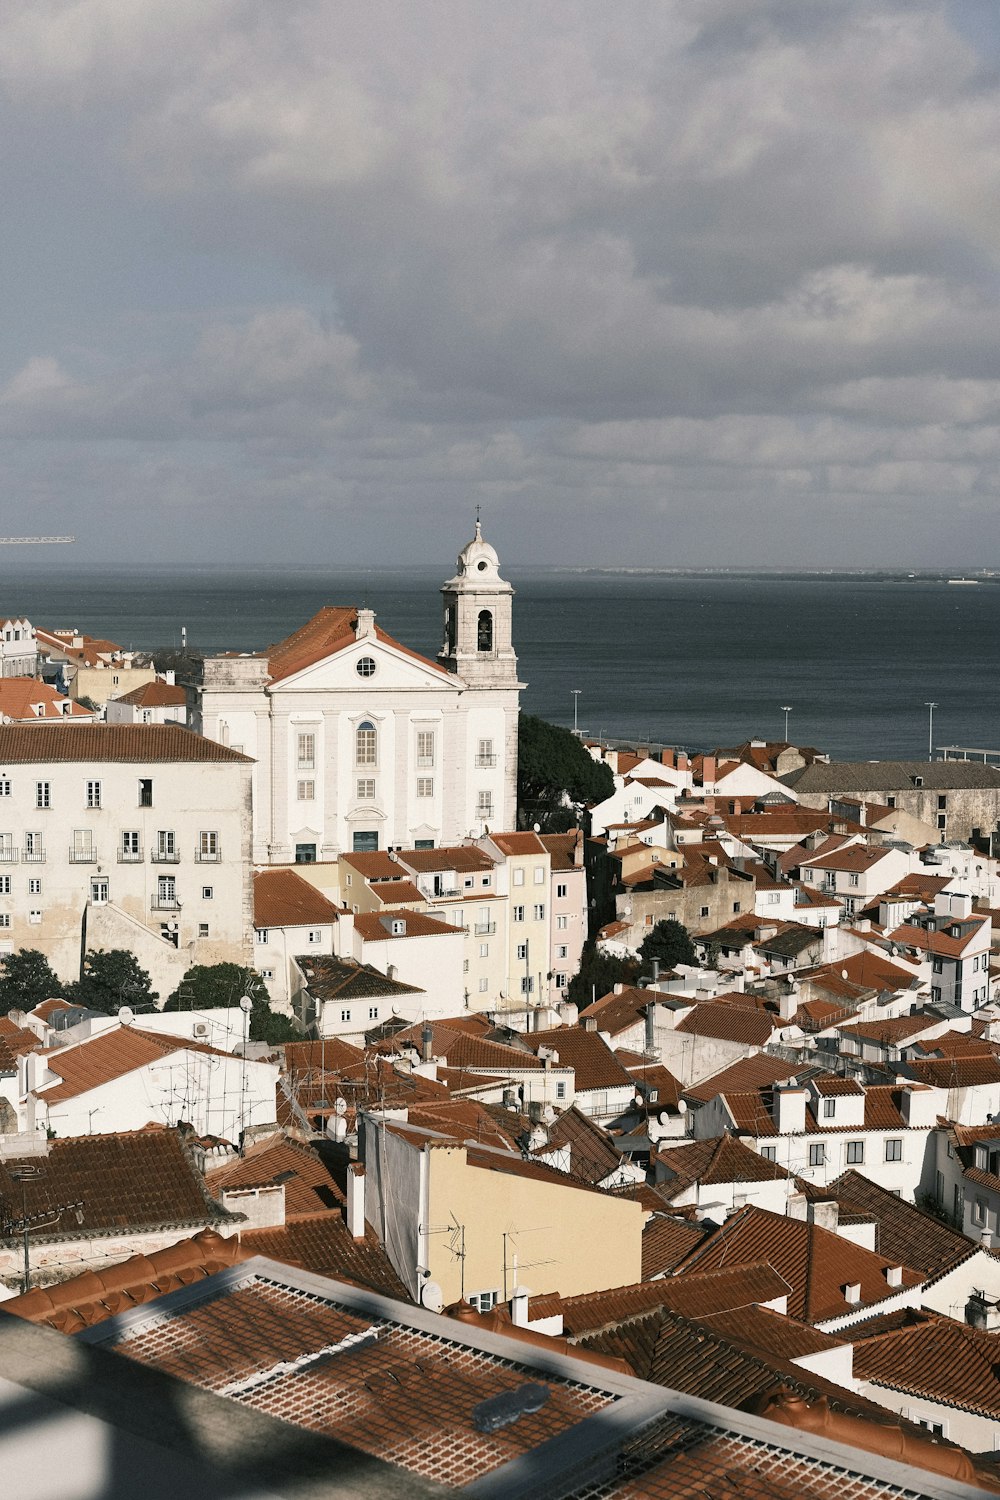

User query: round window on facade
[356,656,377,677]
[477,559,488,571]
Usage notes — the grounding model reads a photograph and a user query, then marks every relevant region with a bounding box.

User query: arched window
[356,720,377,766]
[477,609,493,652]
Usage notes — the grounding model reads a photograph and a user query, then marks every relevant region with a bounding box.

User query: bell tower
[439,520,520,688]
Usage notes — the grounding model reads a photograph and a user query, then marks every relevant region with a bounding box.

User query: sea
[6,566,1000,762]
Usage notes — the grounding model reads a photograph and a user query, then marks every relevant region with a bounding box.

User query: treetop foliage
[517,715,614,829]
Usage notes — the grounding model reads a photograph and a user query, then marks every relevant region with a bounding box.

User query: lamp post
[925,702,937,762]
[781,705,792,742]
[571,690,581,736]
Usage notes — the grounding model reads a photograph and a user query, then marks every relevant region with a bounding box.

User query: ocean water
[5,566,1000,761]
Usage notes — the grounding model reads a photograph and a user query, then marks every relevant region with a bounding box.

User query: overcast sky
[3,0,1000,568]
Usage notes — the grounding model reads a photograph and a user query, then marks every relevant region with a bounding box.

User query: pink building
[541,831,588,1001]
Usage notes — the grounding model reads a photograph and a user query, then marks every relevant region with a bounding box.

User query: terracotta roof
[887,873,952,898]
[33,1025,232,1103]
[854,1318,1000,1418]
[206,1135,345,1218]
[240,1212,410,1302]
[365,877,426,906]
[655,1136,792,1199]
[641,1213,709,1278]
[538,832,584,870]
[578,985,652,1037]
[112,680,187,708]
[675,1204,923,1324]
[31,997,76,1021]
[805,847,895,874]
[2,1228,248,1332]
[0,722,250,763]
[675,1002,775,1048]
[264,606,448,684]
[295,955,422,1001]
[911,1054,1000,1087]
[253,868,342,929]
[826,1170,973,1279]
[339,851,400,880]
[354,909,460,942]
[431,1030,542,1072]
[698,1302,846,1362]
[0,1128,231,1244]
[784,759,1000,793]
[684,1054,803,1105]
[395,846,495,873]
[0,677,93,721]
[521,1026,632,1092]
[488,831,547,856]
[889,918,989,958]
[560,1263,790,1338]
[280,1037,365,1074]
[837,1013,941,1046]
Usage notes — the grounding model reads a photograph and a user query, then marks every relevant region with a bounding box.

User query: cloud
[1,1,1000,564]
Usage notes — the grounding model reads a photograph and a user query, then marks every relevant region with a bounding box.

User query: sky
[2,0,1000,569]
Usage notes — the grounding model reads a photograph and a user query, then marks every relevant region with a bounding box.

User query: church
[196,523,523,863]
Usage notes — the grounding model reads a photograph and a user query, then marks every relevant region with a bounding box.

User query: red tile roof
[253,868,342,929]
[488,831,547,856]
[265,606,448,684]
[674,1002,775,1047]
[521,1026,632,1091]
[0,722,250,763]
[240,1212,410,1302]
[34,1026,232,1103]
[655,1136,792,1200]
[0,677,93,721]
[560,1263,790,1338]
[683,1054,803,1105]
[112,680,187,708]
[206,1135,345,1218]
[354,909,460,941]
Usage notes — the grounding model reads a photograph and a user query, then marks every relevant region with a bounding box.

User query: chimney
[354,607,376,640]
[346,1163,366,1240]
[884,1265,903,1288]
[773,1084,807,1135]
[651,959,661,983]
[421,1023,433,1063]
[583,1016,598,1032]
[644,1003,655,1054]
[511,1288,530,1327]
[843,1282,862,1305]
[702,756,717,788]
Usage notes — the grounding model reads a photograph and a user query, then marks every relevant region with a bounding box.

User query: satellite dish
[334,1096,347,1116]
[533,823,541,834]
[239,994,254,1014]
[841,969,849,980]
[118,1006,134,1026]
[420,1280,444,1313]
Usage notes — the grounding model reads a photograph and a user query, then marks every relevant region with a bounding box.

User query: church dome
[455,520,501,581]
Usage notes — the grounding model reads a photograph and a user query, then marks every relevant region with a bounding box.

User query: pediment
[270,636,455,695]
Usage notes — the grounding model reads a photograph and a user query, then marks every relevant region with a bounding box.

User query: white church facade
[196,524,523,863]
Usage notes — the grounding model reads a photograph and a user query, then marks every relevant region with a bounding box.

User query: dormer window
[913,775,924,788]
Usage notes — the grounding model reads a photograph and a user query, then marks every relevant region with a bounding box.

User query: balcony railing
[195,847,221,862]
[151,850,181,864]
[475,754,497,768]
[474,922,496,935]
[0,849,18,864]
[118,848,143,863]
[23,849,45,863]
[151,897,181,911]
[69,847,96,863]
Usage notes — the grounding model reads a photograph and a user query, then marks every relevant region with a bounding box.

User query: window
[28,909,41,924]
[416,731,435,768]
[513,868,525,887]
[482,875,491,887]
[27,877,39,896]
[477,610,493,651]
[808,1143,825,1167]
[0,781,9,797]
[732,901,741,913]
[352,832,377,853]
[533,867,545,885]
[556,883,568,899]
[417,778,434,798]
[307,929,322,944]
[199,923,209,938]
[356,656,376,678]
[478,977,488,992]
[468,1290,498,1314]
[157,875,176,907]
[887,795,896,808]
[885,1138,903,1162]
[974,1197,988,1226]
[846,1141,865,1164]
[554,973,567,988]
[556,914,568,930]
[356,721,377,765]
[557,945,568,959]
[121,830,141,861]
[0,877,9,896]
[477,792,493,819]
[932,957,943,974]
[700,905,710,918]
[260,968,274,982]
[71,829,94,862]
[202,886,214,900]
[915,1418,945,1438]
[761,1145,777,1162]
[35,781,50,809]
[356,778,375,800]
[822,1098,836,1119]
[199,830,219,861]
[256,928,269,944]
[532,903,545,920]
[369,1005,379,1020]
[556,1082,566,1100]
[849,873,859,887]
[938,794,947,811]
[479,943,489,957]
[476,738,495,768]
[937,813,947,830]
[23,832,42,860]
[0,914,11,929]
[297,732,316,769]
[516,943,528,961]
[297,780,315,801]
[138,778,153,807]
[156,830,176,860]
[513,905,524,922]
[86,780,101,808]
[341,1008,352,1022]
[520,976,534,994]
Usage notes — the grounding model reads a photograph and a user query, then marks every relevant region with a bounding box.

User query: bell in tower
[438,519,520,688]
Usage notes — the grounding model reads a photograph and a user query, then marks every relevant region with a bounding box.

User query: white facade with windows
[0,724,253,1000]
[197,525,522,865]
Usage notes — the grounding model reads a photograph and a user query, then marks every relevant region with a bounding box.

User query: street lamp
[571,690,581,736]
[781,706,792,742]
[925,702,937,762]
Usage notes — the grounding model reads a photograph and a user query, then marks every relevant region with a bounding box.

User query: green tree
[567,944,640,1007]
[165,963,297,1043]
[638,920,696,973]
[517,715,614,830]
[0,949,64,1016]
[68,949,158,1014]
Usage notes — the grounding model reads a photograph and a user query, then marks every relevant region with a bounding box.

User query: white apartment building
[0,618,38,677]
[0,723,253,1000]
[197,523,522,864]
